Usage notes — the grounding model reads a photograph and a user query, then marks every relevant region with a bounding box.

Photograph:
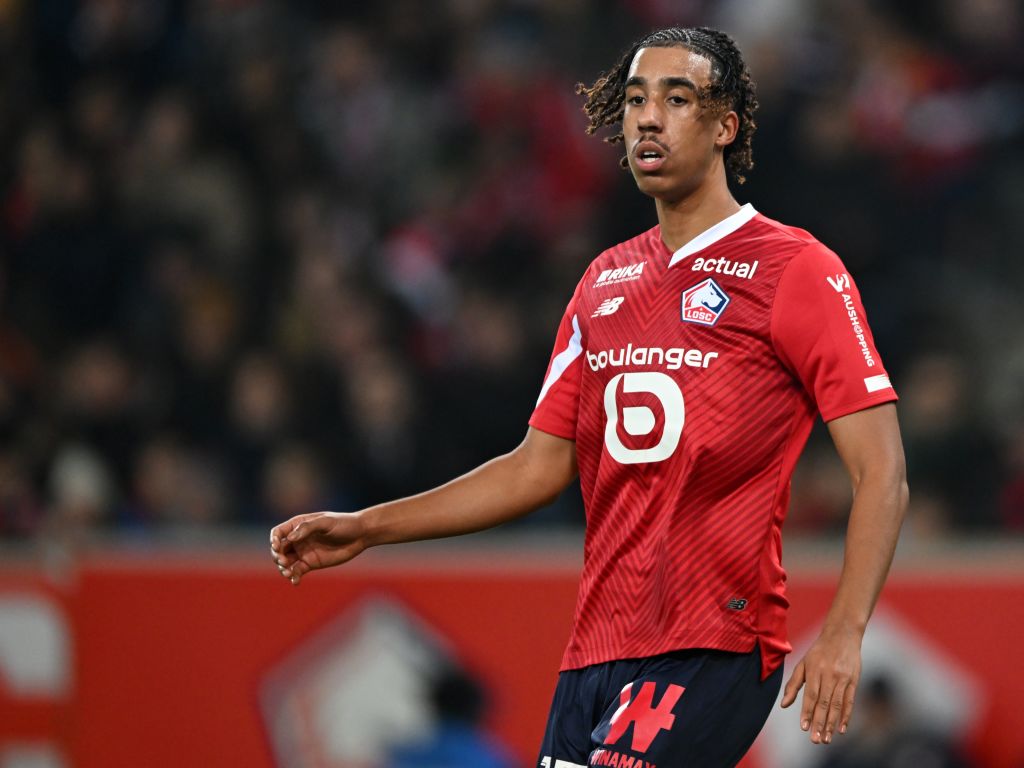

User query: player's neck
[654,182,741,253]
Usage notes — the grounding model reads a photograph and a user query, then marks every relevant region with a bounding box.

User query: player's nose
[638,100,664,132]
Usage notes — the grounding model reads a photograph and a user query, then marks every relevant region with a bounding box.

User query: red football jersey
[530,205,897,679]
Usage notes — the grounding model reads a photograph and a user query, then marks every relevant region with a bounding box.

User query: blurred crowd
[0,0,1022,544]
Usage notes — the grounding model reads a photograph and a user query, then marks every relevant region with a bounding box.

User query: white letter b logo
[603,372,684,464]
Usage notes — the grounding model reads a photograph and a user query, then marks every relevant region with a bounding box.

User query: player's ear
[715,110,739,149]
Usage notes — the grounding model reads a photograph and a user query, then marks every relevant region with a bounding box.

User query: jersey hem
[559,634,790,681]
[560,632,759,672]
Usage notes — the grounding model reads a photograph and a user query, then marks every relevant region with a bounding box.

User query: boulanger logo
[604,372,685,464]
[681,278,730,326]
[586,344,719,371]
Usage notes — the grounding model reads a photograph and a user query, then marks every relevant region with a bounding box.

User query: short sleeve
[771,243,897,422]
[529,276,587,440]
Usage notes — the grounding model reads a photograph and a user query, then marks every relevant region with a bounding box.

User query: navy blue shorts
[537,647,782,768]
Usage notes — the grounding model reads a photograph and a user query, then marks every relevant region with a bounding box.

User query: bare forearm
[269,428,576,585]
[361,431,576,547]
[823,472,908,634]
[781,405,906,742]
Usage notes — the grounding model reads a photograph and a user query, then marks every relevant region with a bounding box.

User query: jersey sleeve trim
[536,314,582,406]
[820,391,898,423]
[527,418,577,441]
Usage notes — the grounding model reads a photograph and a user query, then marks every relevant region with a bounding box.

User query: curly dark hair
[577,27,759,184]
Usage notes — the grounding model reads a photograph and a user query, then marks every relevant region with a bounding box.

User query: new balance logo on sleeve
[593,297,625,317]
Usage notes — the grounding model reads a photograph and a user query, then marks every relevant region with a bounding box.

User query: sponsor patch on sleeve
[864,374,892,393]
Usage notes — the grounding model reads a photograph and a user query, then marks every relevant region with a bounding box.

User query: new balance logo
[827,273,851,292]
[594,261,646,287]
[593,297,624,317]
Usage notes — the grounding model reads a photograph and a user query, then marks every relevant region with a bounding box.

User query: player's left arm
[780,402,908,745]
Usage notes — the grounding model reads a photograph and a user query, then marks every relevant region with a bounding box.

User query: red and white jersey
[530,204,897,678]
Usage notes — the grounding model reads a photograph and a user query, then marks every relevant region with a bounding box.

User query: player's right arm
[269,426,577,585]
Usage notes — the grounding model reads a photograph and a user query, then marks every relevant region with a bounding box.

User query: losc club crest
[681,278,730,326]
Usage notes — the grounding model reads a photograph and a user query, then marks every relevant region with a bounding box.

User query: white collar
[667,203,758,268]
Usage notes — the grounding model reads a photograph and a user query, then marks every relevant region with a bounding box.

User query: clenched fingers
[269,515,315,584]
[286,514,333,544]
[269,519,298,552]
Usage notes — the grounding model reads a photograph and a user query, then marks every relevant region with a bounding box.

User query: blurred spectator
[261,443,335,525]
[899,354,1003,532]
[121,88,253,272]
[998,427,1024,532]
[46,443,115,541]
[343,349,429,504]
[56,339,143,486]
[120,435,186,527]
[386,665,515,768]
[431,284,537,473]
[167,277,239,447]
[119,435,230,529]
[174,449,230,527]
[0,450,43,537]
[227,351,293,512]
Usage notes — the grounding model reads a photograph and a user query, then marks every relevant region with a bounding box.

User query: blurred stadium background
[0,0,1022,767]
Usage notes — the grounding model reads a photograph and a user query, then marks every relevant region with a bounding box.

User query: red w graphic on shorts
[604,681,685,753]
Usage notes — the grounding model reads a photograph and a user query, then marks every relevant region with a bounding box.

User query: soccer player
[270,26,908,768]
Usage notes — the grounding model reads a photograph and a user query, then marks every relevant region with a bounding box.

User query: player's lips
[633,139,669,172]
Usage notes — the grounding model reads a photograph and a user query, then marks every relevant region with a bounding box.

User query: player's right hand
[269,511,366,586]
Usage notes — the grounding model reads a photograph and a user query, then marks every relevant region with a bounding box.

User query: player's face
[622,46,736,203]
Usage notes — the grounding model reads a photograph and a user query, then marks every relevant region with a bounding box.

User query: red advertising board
[1,543,1022,767]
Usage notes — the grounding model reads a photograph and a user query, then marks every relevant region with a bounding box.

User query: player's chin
[633,174,680,201]
[628,158,668,181]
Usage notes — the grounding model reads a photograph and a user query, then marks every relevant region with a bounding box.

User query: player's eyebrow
[625,75,698,91]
